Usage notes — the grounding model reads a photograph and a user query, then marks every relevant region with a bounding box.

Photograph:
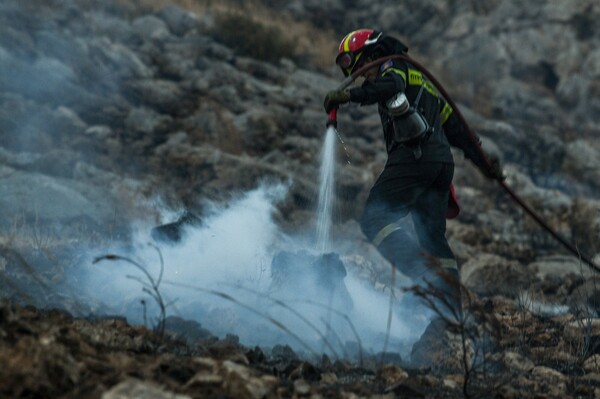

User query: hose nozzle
[326,108,338,128]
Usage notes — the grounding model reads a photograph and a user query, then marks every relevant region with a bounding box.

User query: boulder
[270,250,353,312]
[568,276,600,316]
[101,379,191,399]
[219,360,277,399]
[157,5,202,37]
[503,351,535,373]
[131,15,171,42]
[504,166,573,212]
[123,79,189,116]
[563,139,600,188]
[528,255,594,280]
[460,253,532,298]
[87,37,152,80]
[124,107,173,137]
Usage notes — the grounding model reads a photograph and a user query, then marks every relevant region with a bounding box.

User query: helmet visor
[336,51,362,76]
[336,52,355,69]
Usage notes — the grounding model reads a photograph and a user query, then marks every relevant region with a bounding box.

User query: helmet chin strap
[330,54,600,274]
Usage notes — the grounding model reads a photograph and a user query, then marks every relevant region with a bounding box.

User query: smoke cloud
[77,182,430,360]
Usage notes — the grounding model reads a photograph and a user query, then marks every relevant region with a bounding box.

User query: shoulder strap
[413,81,425,108]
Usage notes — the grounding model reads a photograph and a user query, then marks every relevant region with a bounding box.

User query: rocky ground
[1,0,600,397]
[3,295,600,399]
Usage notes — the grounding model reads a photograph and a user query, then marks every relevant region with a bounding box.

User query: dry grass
[116,0,338,68]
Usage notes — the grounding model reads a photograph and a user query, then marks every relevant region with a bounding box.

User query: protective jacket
[347,37,488,170]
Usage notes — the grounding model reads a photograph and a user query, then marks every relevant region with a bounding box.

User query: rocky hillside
[0,0,599,398]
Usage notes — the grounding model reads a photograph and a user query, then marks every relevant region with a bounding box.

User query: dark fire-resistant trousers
[360,161,456,282]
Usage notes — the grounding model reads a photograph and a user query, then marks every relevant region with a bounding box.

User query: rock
[556,74,587,109]
[563,139,600,188]
[124,79,188,115]
[565,318,600,344]
[164,316,214,344]
[124,107,173,137]
[219,360,277,399]
[583,48,600,80]
[531,365,568,382]
[0,49,92,109]
[152,39,202,80]
[0,147,42,169]
[269,250,354,312]
[85,125,114,140]
[84,10,135,44]
[504,167,573,212]
[503,351,535,373]
[460,254,532,298]
[442,376,460,390]
[410,317,469,371]
[529,347,578,368]
[320,372,338,384]
[53,106,88,136]
[584,354,600,373]
[101,379,191,399]
[271,345,298,361]
[233,56,287,84]
[384,380,426,398]
[88,37,152,80]
[501,363,570,397]
[132,15,171,41]
[293,378,311,395]
[234,108,282,154]
[568,277,600,316]
[157,5,202,37]
[529,255,594,280]
[184,372,223,389]
[377,364,408,385]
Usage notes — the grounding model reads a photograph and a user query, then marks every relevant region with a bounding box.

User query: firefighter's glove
[483,156,505,181]
[324,89,351,113]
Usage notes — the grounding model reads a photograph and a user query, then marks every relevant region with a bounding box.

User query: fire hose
[327,54,600,273]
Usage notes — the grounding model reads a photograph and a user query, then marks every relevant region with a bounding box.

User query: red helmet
[336,29,383,76]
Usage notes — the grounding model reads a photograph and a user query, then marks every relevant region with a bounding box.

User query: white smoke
[155,182,287,288]
[79,181,428,360]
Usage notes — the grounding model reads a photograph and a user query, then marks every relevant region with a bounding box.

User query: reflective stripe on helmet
[342,31,357,52]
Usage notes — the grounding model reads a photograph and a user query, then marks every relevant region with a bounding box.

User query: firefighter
[324,29,504,313]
